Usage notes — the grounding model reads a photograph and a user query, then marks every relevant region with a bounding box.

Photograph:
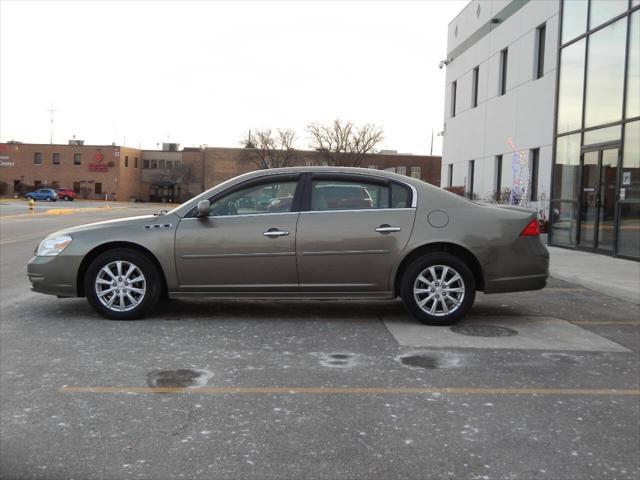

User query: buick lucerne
[27,167,549,325]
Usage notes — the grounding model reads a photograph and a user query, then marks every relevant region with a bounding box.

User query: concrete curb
[550,270,640,306]
[548,246,640,305]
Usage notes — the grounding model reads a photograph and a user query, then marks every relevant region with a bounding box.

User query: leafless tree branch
[241,128,297,169]
[306,119,383,167]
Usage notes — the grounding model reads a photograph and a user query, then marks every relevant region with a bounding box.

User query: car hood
[51,214,160,237]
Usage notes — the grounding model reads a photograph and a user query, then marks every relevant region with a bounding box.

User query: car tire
[46,197,51,202]
[84,248,162,320]
[400,252,476,326]
[63,196,69,201]
[25,196,33,201]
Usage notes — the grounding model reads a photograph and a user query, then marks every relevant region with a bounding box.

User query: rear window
[391,183,411,208]
[311,180,388,211]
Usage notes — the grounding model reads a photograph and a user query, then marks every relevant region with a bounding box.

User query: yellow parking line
[543,288,588,292]
[58,386,640,396]
[572,321,640,325]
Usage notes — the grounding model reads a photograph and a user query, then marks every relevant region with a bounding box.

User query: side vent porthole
[144,224,172,230]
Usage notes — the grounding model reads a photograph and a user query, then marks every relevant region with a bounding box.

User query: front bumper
[27,254,83,297]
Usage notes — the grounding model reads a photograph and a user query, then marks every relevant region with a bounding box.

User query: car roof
[171,166,441,217]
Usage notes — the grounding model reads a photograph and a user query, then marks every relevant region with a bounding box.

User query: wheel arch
[76,241,168,297]
[393,242,485,296]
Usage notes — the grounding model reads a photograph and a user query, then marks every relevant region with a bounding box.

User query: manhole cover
[147,369,213,388]
[450,325,518,337]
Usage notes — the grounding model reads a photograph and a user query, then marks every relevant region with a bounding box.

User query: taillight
[520,218,540,237]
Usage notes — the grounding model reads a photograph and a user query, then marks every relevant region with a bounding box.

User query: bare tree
[306,119,384,167]
[241,129,297,169]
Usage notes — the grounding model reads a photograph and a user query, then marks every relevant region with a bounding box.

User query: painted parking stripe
[542,288,588,292]
[572,321,640,325]
[59,386,640,396]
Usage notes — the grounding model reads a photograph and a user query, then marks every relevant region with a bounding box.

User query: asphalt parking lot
[1,202,639,480]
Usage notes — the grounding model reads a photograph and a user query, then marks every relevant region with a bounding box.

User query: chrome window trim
[307,171,418,208]
[182,211,300,220]
[180,169,419,216]
[302,207,416,214]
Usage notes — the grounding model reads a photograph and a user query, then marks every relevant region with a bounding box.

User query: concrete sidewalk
[548,246,640,305]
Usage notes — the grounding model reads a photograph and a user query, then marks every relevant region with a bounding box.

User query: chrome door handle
[375,225,401,233]
[263,229,289,237]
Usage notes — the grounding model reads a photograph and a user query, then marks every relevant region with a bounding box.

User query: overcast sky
[0,0,466,154]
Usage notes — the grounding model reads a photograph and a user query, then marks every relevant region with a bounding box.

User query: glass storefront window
[557,39,586,133]
[584,17,627,128]
[618,121,640,258]
[589,0,629,30]
[551,134,582,246]
[626,11,639,119]
[562,0,588,44]
[583,125,622,146]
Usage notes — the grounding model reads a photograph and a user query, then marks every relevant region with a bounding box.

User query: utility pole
[45,106,59,144]
[430,128,434,156]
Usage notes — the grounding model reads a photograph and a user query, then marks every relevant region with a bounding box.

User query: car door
[174,175,302,292]
[296,173,416,294]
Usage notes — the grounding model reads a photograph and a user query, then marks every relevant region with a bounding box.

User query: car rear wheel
[85,248,162,320]
[400,252,476,326]
[25,196,33,201]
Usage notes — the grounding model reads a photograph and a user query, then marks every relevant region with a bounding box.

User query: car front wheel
[63,196,69,201]
[84,248,162,320]
[400,252,476,326]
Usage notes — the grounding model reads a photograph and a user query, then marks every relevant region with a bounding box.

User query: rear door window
[310,180,389,211]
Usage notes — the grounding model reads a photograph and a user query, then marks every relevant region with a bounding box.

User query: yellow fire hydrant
[28,197,35,212]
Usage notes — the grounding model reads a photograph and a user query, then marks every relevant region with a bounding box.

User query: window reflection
[618,121,640,258]
[584,18,627,128]
[583,125,621,146]
[626,12,639,119]
[551,134,581,246]
[557,39,585,133]
[562,0,587,44]
[589,0,628,30]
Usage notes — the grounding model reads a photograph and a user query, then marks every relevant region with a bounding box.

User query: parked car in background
[24,189,58,202]
[57,188,76,201]
[27,167,549,325]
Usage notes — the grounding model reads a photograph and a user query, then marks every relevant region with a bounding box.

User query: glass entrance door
[578,147,620,252]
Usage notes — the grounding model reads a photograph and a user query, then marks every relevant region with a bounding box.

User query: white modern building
[442,0,558,210]
[442,0,639,261]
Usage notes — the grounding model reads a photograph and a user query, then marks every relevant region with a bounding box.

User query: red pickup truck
[57,188,76,201]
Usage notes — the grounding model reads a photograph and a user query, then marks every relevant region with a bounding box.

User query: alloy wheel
[94,260,146,312]
[413,265,465,317]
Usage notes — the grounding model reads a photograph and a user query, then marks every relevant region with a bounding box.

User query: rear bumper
[27,255,82,297]
[484,272,548,294]
[482,237,550,294]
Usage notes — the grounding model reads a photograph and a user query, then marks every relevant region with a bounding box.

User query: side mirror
[196,200,210,218]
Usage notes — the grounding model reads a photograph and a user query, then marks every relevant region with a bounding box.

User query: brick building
[0,141,441,202]
[0,141,142,201]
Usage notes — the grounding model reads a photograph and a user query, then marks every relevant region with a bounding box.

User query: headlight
[36,235,72,256]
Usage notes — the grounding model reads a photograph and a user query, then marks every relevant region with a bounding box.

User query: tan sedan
[27,167,549,325]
